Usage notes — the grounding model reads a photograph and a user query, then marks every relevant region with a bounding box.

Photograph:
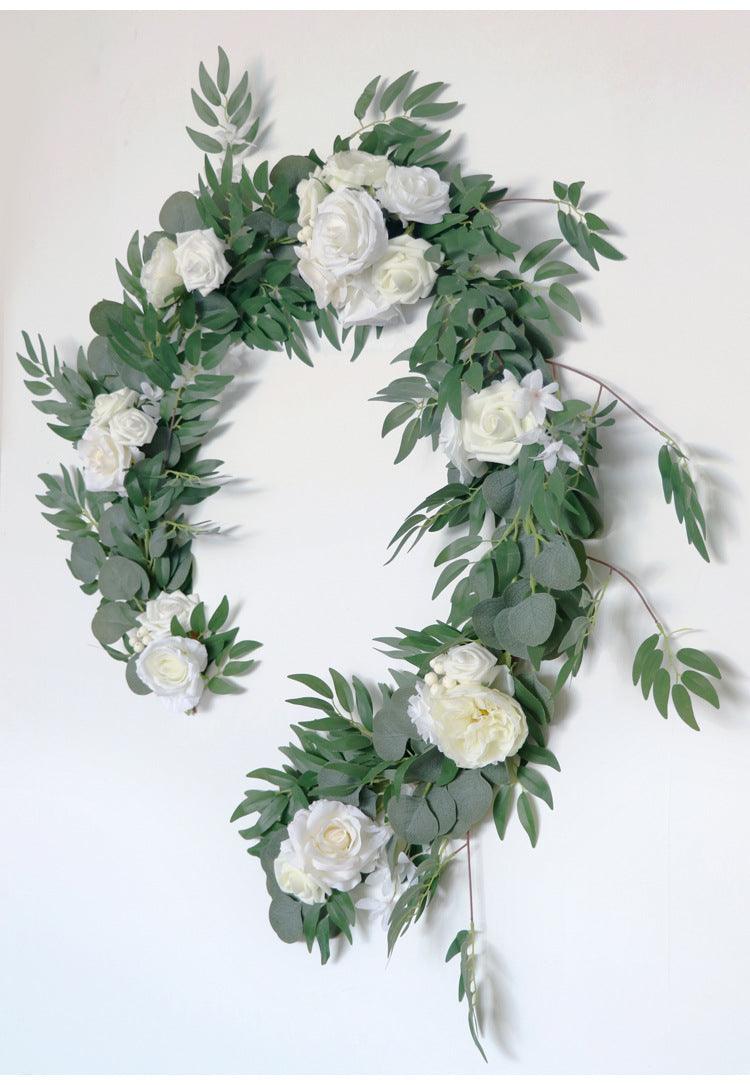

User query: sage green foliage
[221,58,725,1058]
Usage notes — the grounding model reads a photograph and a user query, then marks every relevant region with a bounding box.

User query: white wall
[1,11,748,1075]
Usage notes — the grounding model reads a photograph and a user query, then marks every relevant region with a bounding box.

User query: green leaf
[159,191,204,233]
[492,784,515,840]
[548,282,581,321]
[190,601,206,634]
[404,81,444,111]
[632,633,660,684]
[652,667,671,719]
[672,684,700,730]
[590,233,626,261]
[675,648,721,679]
[98,556,149,601]
[681,670,720,709]
[91,601,136,645]
[208,595,229,631]
[534,260,577,281]
[519,239,561,274]
[354,75,379,121]
[379,70,414,112]
[445,928,470,962]
[69,537,106,583]
[530,537,581,590]
[517,792,538,847]
[496,592,556,649]
[448,770,493,833]
[216,46,230,95]
[268,893,303,944]
[387,794,439,844]
[191,89,219,127]
[198,62,221,106]
[186,127,224,155]
[289,673,334,700]
[518,765,553,809]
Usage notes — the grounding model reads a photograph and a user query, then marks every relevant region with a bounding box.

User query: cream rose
[320,150,390,191]
[376,164,450,225]
[90,388,138,428]
[431,643,500,687]
[308,188,388,277]
[371,235,439,305]
[295,244,348,309]
[140,237,182,308]
[273,838,327,906]
[77,424,135,493]
[108,407,157,449]
[296,176,327,243]
[129,590,199,652]
[338,277,399,327]
[173,229,231,296]
[460,374,538,467]
[283,800,390,894]
[135,635,207,712]
[408,680,528,769]
[438,408,485,484]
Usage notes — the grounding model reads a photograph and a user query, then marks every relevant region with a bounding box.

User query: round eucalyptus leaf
[268,893,303,944]
[158,190,204,234]
[530,537,581,590]
[69,537,106,583]
[387,794,439,845]
[98,556,149,601]
[495,592,556,649]
[125,656,151,696]
[448,770,494,835]
[91,601,137,645]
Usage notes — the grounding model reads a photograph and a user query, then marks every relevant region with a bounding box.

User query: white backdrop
[1,10,749,1075]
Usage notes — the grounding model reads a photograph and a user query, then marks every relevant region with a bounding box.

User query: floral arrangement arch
[20,50,723,1057]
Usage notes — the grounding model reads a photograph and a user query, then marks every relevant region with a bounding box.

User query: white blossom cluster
[294,150,450,327]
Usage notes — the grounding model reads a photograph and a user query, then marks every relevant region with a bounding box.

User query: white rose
[173,229,231,296]
[108,407,157,449]
[135,635,207,712]
[77,424,135,493]
[296,176,327,242]
[295,244,348,309]
[140,237,182,308]
[90,388,137,428]
[273,839,327,906]
[320,150,390,191]
[460,374,538,467]
[376,164,450,225]
[371,235,440,305]
[408,680,528,769]
[431,643,501,687]
[308,188,388,277]
[438,408,485,484]
[356,852,418,929]
[338,275,399,328]
[285,799,390,894]
[129,590,200,652]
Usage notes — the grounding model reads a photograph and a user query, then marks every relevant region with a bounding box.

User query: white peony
[135,634,207,712]
[356,852,418,929]
[408,680,528,769]
[320,150,390,191]
[140,237,182,308]
[90,388,138,428]
[273,838,328,906]
[108,407,157,450]
[296,176,327,243]
[308,188,388,277]
[295,244,348,309]
[376,164,451,225]
[173,229,231,296]
[370,234,439,306]
[282,800,390,895]
[129,590,200,652]
[431,643,501,688]
[77,424,135,493]
[460,373,538,467]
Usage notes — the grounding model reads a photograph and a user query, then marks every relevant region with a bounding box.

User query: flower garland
[21,51,723,1057]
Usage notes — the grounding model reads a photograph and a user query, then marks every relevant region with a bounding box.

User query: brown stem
[587,555,663,630]
[552,360,678,449]
[466,830,475,927]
